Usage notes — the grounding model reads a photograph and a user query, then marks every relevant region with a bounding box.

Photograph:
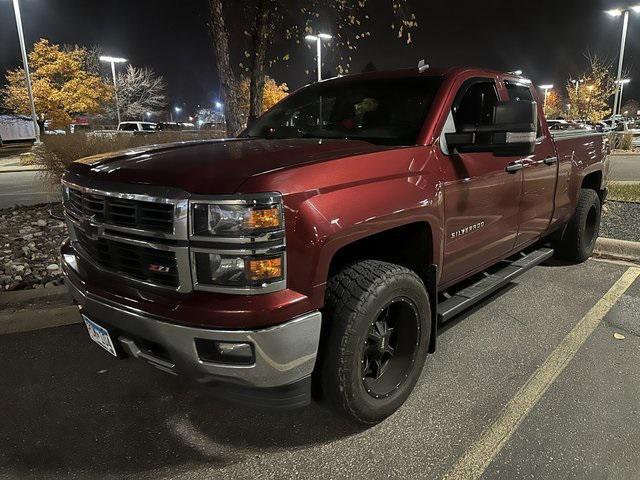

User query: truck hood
[68,138,391,194]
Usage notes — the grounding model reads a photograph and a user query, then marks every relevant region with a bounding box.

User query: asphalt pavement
[609,154,640,181]
[0,258,639,480]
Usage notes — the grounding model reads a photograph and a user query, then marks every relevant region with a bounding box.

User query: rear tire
[557,188,601,262]
[321,260,431,426]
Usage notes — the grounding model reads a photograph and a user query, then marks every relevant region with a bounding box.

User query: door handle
[505,162,524,173]
[544,156,558,165]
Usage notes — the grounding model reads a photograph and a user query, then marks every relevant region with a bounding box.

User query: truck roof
[314,66,528,86]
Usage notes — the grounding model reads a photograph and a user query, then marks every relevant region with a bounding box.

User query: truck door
[504,80,558,247]
[439,78,523,286]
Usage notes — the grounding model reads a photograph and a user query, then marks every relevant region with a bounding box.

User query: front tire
[321,260,431,426]
[557,188,601,262]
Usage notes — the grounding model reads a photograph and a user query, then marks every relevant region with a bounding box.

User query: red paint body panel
[64,67,608,330]
[68,138,393,194]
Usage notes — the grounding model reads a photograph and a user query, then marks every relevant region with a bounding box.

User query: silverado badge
[450,221,485,239]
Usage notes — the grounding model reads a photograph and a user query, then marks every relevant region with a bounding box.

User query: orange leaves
[2,39,112,128]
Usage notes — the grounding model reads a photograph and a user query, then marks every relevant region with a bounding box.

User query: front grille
[75,229,179,287]
[67,187,174,233]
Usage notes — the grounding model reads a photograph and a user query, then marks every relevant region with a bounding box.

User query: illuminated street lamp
[539,84,554,109]
[11,0,39,142]
[305,32,332,82]
[605,5,640,116]
[99,55,127,124]
[616,78,631,115]
[170,106,182,122]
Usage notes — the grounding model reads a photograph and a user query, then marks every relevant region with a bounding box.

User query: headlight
[191,195,283,238]
[192,251,284,288]
[189,193,286,294]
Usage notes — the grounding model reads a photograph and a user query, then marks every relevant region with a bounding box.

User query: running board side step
[438,247,554,323]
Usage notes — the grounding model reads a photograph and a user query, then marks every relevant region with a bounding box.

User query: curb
[594,237,640,263]
[0,284,81,335]
[610,150,640,156]
[0,305,81,335]
[0,166,47,173]
[0,284,68,306]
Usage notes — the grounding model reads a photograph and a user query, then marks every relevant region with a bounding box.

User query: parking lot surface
[0,258,638,479]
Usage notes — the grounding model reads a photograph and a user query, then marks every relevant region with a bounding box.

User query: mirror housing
[445,100,537,156]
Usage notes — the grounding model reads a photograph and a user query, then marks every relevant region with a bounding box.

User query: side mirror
[445,100,537,156]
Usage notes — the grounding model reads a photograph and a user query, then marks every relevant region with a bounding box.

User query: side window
[452,81,500,131]
[505,81,542,137]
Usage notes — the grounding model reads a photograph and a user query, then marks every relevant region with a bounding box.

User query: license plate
[83,315,117,357]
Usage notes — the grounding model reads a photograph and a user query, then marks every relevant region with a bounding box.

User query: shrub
[620,132,634,151]
[37,130,226,183]
[610,132,634,151]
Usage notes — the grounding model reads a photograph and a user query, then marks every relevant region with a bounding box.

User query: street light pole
[305,33,332,82]
[617,79,631,115]
[613,9,629,116]
[99,56,127,125]
[11,0,39,143]
[540,85,554,110]
[606,6,640,116]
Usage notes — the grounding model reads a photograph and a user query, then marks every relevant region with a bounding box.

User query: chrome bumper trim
[65,271,321,389]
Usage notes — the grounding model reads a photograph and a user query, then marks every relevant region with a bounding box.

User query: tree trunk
[208,0,243,136]
[248,0,271,125]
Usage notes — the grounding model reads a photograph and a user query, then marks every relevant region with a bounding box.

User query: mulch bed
[601,200,640,243]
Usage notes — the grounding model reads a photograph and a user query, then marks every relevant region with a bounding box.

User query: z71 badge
[450,221,485,239]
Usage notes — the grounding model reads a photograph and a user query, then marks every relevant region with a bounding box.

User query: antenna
[417,59,429,73]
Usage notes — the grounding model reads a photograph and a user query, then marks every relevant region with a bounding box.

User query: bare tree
[115,65,167,121]
[208,0,244,135]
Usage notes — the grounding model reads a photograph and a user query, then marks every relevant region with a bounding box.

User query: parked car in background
[61,67,609,425]
[157,122,197,132]
[156,122,183,131]
[613,120,640,148]
[117,121,158,133]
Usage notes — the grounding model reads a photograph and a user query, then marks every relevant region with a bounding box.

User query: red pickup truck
[61,67,608,425]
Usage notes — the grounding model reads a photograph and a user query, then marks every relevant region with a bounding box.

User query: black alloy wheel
[361,298,420,399]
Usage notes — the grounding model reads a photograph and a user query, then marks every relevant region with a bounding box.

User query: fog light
[217,342,252,358]
[195,339,255,365]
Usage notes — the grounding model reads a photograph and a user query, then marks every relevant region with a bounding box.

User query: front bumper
[63,256,322,406]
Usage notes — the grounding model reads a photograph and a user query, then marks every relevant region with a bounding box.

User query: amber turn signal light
[244,208,281,230]
[246,257,283,281]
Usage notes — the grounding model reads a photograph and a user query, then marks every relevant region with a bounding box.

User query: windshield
[243,76,443,146]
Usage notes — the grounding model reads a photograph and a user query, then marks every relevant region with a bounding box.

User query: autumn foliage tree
[239,76,289,114]
[566,56,617,122]
[543,89,565,119]
[2,39,112,131]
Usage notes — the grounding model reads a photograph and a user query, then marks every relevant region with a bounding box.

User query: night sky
[1,0,639,114]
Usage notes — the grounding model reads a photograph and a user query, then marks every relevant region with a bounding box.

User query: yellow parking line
[443,266,640,480]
